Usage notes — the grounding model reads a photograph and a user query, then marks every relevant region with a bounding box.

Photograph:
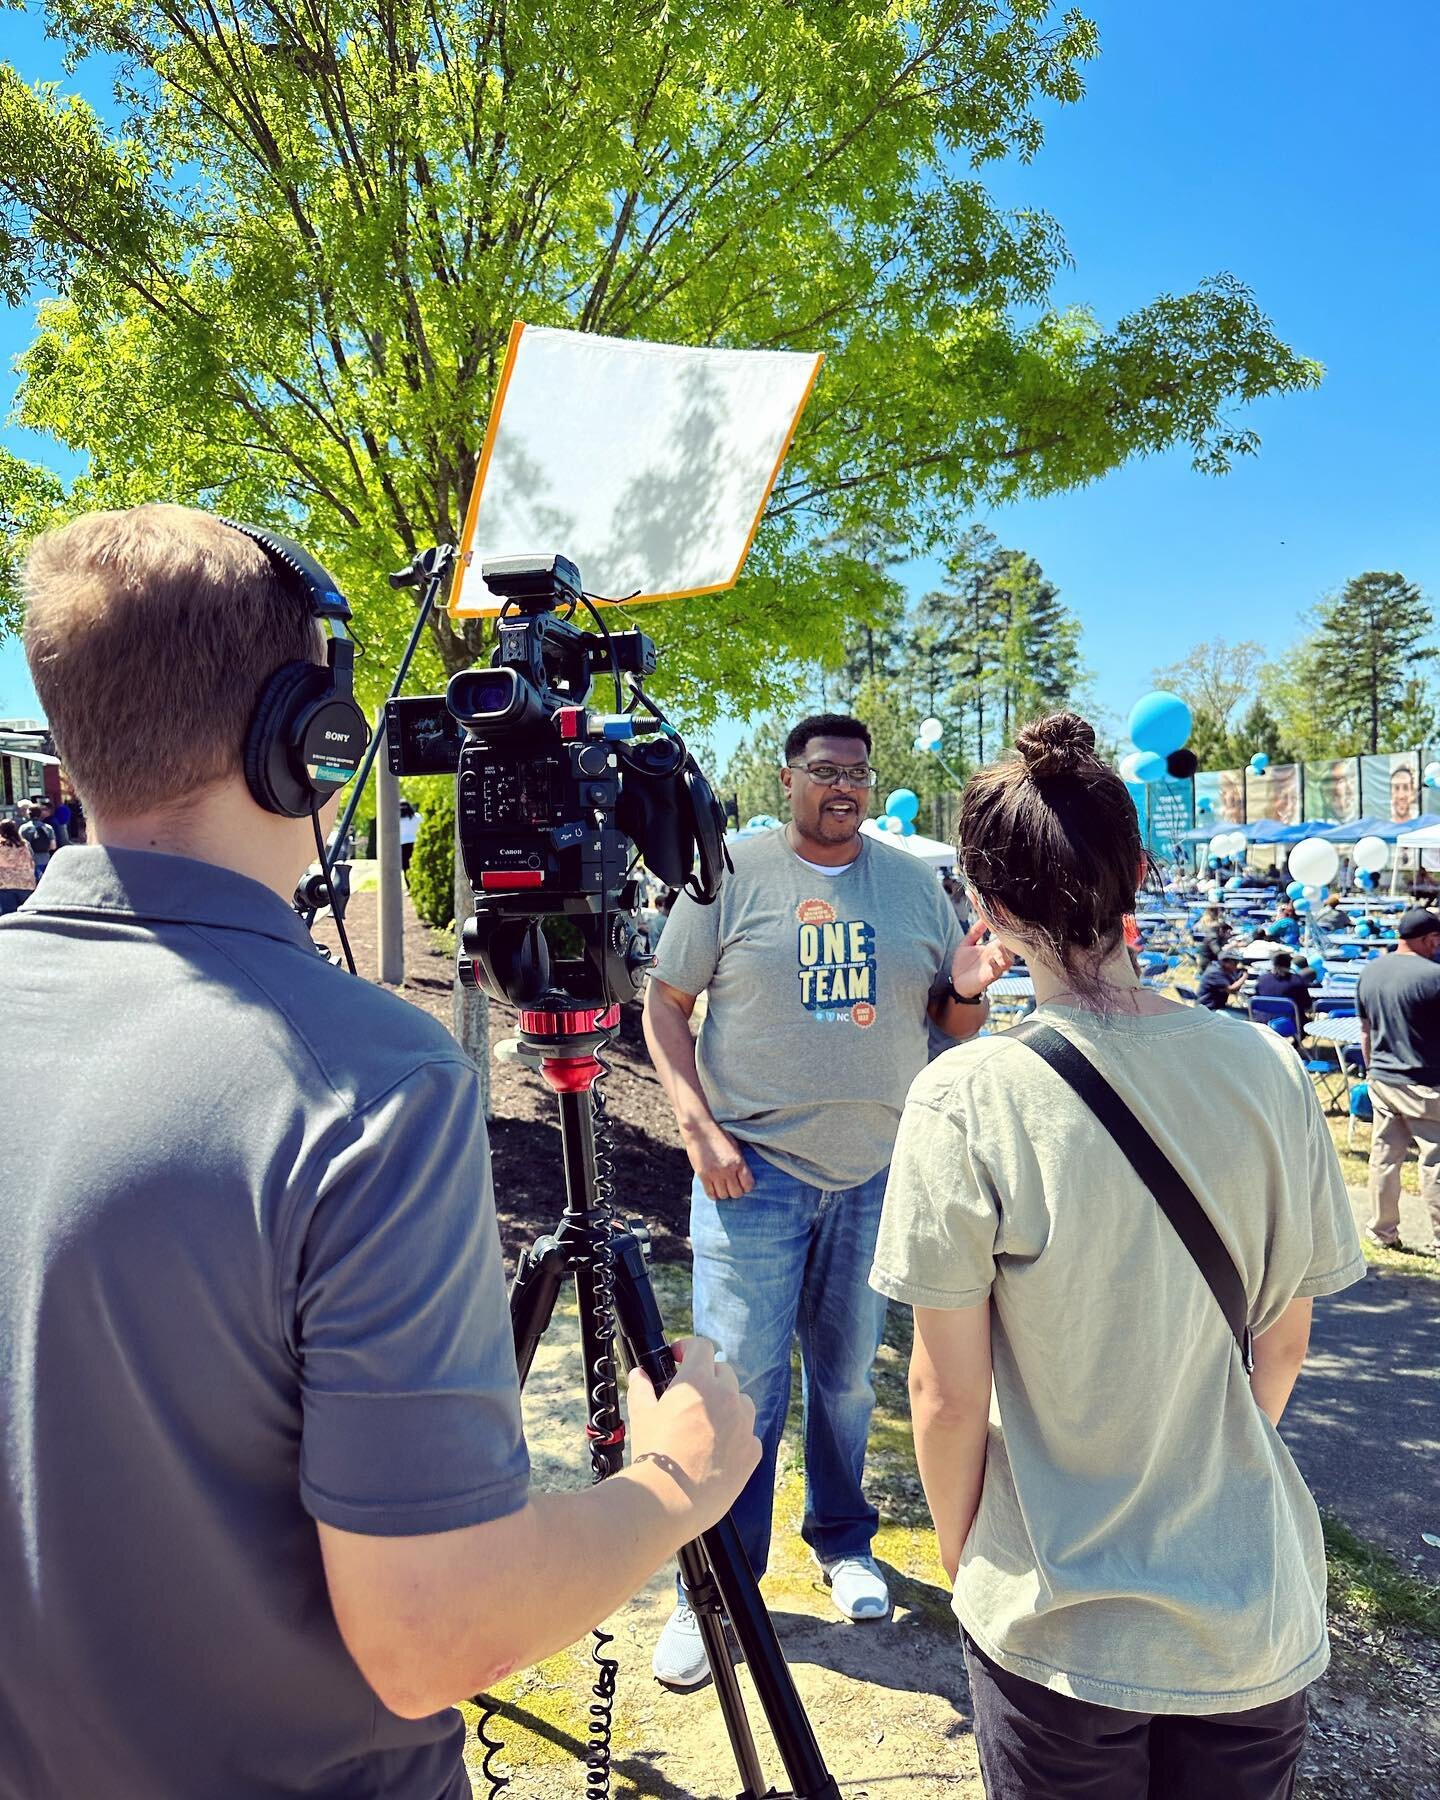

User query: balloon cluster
[1119,691,1195,784]
[912,716,944,754]
[1208,828,1246,867]
[1250,752,1269,774]
[882,788,919,836]
[1427,760,1440,791]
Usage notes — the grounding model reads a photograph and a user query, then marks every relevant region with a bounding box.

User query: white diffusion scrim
[450,325,823,616]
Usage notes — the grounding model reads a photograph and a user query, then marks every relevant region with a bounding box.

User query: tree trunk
[451,811,491,1117]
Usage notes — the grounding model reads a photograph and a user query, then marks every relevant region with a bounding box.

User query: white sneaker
[651,1602,711,1690]
[814,1552,891,1621]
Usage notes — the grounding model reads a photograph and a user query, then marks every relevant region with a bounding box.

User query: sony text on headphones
[223,520,371,819]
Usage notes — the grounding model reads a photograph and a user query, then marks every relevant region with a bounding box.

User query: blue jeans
[686,1146,890,1582]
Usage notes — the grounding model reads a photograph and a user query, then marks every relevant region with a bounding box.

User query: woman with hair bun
[871,713,1363,1800]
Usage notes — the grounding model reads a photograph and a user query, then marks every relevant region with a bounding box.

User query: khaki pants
[1368,1079,1440,1246]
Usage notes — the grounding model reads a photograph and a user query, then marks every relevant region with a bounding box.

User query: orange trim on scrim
[448,320,526,616]
[447,336,825,617]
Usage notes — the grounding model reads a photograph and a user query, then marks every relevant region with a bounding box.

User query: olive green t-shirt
[871,1003,1364,1715]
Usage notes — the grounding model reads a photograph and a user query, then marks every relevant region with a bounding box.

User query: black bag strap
[1010,1020,1254,1372]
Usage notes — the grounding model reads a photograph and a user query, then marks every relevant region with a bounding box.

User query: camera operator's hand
[681,1119,756,1199]
[628,1338,760,1535]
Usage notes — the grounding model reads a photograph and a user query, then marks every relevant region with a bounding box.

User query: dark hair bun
[1015,712,1096,780]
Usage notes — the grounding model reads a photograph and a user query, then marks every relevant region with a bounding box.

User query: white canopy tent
[860,818,955,870]
[1395,821,1440,849]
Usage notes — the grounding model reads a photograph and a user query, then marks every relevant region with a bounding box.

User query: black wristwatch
[944,977,984,1006]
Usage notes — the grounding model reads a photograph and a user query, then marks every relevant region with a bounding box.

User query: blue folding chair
[1347,1081,1372,1150]
[1249,994,1349,1112]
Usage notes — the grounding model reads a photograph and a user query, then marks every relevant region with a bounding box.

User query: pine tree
[1297,573,1434,754]
[1233,697,1294,764]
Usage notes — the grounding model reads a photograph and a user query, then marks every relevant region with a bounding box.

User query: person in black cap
[1197,947,1247,1012]
[1354,907,1440,1255]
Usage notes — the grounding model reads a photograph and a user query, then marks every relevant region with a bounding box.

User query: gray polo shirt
[0,848,529,1800]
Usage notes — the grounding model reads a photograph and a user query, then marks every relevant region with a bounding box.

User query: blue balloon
[1132,751,1168,783]
[1357,919,1373,936]
[1285,881,1305,899]
[1197,797,1213,813]
[1295,897,1313,915]
[1208,855,1221,868]
[1225,875,1243,891]
[1250,753,1269,774]
[901,820,916,836]
[884,788,920,823]
[1128,690,1193,757]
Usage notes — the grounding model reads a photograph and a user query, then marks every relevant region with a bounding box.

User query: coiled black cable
[474,1696,510,1797]
[583,1051,622,1795]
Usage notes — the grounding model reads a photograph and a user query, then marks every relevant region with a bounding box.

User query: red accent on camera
[585,1423,626,1448]
[539,1055,605,1093]
[558,708,582,740]
[479,870,544,890]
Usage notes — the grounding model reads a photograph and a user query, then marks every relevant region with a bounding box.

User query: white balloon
[1207,833,1231,860]
[1288,836,1340,887]
[1224,830,1249,858]
[1426,762,1440,781]
[919,716,943,743]
[1120,751,1145,782]
[883,815,904,833]
[1353,834,1390,873]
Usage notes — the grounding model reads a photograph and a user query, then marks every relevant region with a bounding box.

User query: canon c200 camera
[386,553,728,1014]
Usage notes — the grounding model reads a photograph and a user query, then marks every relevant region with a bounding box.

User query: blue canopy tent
[1317,817,1413,844]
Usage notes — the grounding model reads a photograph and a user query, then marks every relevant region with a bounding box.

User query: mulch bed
[312,889,695,1267]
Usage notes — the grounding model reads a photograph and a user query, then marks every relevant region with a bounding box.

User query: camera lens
[448,667,520,724]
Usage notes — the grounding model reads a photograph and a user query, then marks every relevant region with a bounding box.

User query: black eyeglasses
[787,761,878,788]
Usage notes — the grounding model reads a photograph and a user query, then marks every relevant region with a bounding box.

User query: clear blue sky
[4,1,1438,762]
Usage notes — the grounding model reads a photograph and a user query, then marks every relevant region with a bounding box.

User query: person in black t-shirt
[1355,908,1440,1255]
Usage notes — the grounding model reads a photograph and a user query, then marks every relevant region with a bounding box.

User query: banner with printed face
[1361,752,1421,823]
[1244,762,1300,825]
[1303,758,1361,824]
[1195,768,1245,825]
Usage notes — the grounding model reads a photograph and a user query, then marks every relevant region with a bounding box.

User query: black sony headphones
[224,520,371,818]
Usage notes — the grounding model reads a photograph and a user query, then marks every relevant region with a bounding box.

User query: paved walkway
[1278,1186,1440,1577]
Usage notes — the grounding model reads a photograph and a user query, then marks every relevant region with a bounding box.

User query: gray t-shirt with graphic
[652,828,962,1188]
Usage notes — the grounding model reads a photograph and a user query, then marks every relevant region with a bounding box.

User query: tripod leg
[610,1233,842,1800]
[509,1235,569,1387]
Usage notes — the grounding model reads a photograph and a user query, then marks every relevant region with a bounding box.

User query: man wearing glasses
[643,713,1010,1687]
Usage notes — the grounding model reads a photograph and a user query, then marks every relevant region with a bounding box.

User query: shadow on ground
[1282,1267,1440,1573]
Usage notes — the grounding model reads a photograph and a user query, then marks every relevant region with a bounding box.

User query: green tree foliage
[722,717,788,828]
[912,526,1082,762]
[1291,573,1435,755]
[0,1,1320,727]
[0,448,62,638]
[1232,695,1293,765]
[407,785,455,929]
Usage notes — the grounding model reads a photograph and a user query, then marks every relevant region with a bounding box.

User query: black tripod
[495,1001,841,1800]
